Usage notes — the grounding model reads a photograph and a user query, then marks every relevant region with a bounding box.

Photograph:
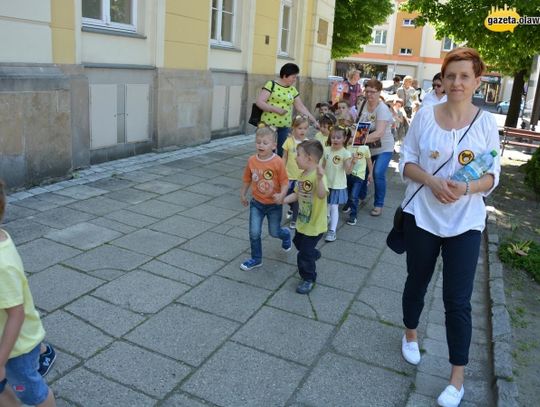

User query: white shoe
[437,385,464,407]
[401,335,421,365]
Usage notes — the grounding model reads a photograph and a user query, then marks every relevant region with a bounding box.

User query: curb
[485,209,520,407]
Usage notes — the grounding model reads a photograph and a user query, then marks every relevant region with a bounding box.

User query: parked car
[496,99,524,115]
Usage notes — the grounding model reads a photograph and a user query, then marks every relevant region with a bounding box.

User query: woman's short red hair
[441,47,486,78]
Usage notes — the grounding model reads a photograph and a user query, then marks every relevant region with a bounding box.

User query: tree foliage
[331,0,394,59]
[401,0,540,77]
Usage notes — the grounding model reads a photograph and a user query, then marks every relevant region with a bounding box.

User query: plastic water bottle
[451,150,497,182]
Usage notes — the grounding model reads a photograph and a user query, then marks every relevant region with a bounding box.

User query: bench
[501,127,540,156]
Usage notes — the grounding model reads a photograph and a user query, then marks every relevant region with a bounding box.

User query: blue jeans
[346,174,368,218]
[287,181,299,221]
[293,232,322,282]
[249,199,290,261]
[358,151,392,208]
[276,126,290,157]
[402,213,481,366]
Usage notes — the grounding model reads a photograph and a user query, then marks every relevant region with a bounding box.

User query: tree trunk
[504,70,526,128]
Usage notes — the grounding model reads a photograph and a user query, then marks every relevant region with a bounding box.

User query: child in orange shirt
[240,126,292,270]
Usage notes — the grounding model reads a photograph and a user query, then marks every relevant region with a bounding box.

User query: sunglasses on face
[433,84,443,88]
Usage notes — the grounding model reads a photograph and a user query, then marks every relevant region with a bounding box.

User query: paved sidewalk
[5,135,494,406]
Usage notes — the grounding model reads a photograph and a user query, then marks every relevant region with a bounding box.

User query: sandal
[370,207,382,216]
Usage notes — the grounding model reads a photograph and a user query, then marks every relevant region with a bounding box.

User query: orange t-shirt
[242,154,289,204]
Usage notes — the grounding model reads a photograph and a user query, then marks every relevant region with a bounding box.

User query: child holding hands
[283,140,328,294]
[322,126,353,242]
[344,141,374,225]
[240,126,292,271]
[0,180,56,407]
[282,116,309,228]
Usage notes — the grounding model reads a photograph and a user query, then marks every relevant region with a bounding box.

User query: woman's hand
[276,107,287,116]
[448,180,467,197]
[426,176,460,204]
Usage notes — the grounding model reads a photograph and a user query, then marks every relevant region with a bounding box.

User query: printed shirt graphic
[295,170,328,236]
[243,154,288,205]
[0,231,45,358]
[348,145,371,179]
[260,81,299,127]
[282,136,304,180]
[323,147,352,189]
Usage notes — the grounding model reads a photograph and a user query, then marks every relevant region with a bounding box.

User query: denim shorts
[3,344,49,405]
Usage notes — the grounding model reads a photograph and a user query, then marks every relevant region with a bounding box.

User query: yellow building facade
[0,0,335,189]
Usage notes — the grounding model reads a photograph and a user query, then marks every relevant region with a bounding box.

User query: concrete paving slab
[133,180,182,195]
[53,367,154,407]
[3,203,37,223]
[54,185,108,200]
[29,265,103,311]
[181,231,248,261]
[32,206,95,229]
[92,270,188,313]
[295,352,411,407]
[88,216,137,234]
[86,268,126,281]
[309,283,355,324]
[103,188,158,204]
[367,261,408,293]
[7,196,59,212]
[233,306,334,365]
[183,182,233,197]
[3,218,55,245]
[320,240,379,269]
[126,304,239,366]
[156,190,209,206]
[66,196,129,216]
[182,342,306,407]
[110,229,184,256]
[63,245,150,272]
[161,393,213,407]
[126,199,185,219]
[140,259,204,286]
[117,170,161,183]
[179,275,270,322]
[268,277,316,319]
[355,229,390,249]
[144,164,184,176]
[332,314,414,374]
[150,215,215,239]
[85,177,135,191]
[157,248,225,276]
[314,258,369,293]
[206,193,245,211]
[217,255,295,290]
[44,349,80,383]
[44,222,122,250]
[42,311,113,358]
[31,192,78,206]
[85,342,191,397]
[65,295,145,337]
[104,209,159,228]
[180,204,239,224]
[158,172,206,186]
[357,285,403,326]
[17,238,81,273]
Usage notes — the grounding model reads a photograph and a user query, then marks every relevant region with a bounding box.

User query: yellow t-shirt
[348,145,371,179]
[282,136,304,180]
[314,131,328,147]
[295,170,329,236]
[323,147,352,189]
[0,230,45,358]
[260,81,299,127]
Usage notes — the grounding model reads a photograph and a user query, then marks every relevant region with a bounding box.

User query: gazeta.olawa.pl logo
[484,4,540,32]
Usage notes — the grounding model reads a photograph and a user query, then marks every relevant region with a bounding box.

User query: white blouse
[399,106,501,237]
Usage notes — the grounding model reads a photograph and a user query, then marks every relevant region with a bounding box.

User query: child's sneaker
[240,259,262,271]
[346,217,357,226]
[341,204,351,213]
[286,209,293,219]
[296,280,315,294]
[289,221,296,229]
[38,343,57,377]
[325,230,337,242]
[281,231,292,252]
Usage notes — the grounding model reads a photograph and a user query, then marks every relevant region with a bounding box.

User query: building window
[82,0,137,32]
[279,0,293,55]
[211,0,235,45]
[399,48,413,55]
[402,19,415,27]
[442,37,457,51]
[372,29,387,45]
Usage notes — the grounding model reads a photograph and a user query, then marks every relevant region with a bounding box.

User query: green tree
[332,0,394,59]
[402,0,540,127]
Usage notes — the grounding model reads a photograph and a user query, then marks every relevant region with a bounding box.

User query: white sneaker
[325,230,336,242]
[401,335,421,365]
[437,385,464,407]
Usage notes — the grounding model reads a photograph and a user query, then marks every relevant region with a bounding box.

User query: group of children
[240,110,374,295]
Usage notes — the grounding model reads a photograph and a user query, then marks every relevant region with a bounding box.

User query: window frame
[442,37,457,52]
[278,0,293,56]
[372,29,387,45]
[82,0,138,33]
[399,48,413,55]
[210,0,237,47]
[402,18,415,27]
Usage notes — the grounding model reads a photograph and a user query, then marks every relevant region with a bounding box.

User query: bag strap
[401,108,481,210]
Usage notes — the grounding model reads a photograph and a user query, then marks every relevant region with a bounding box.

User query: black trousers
[293,232,322,282]
[402,213,481,366]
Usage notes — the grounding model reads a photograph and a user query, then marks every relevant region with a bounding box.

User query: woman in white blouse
[422,72,447,108]
[398,48,500,407]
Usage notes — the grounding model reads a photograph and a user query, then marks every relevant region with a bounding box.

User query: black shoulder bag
[249,80,276,126]
[386,108,481,254]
